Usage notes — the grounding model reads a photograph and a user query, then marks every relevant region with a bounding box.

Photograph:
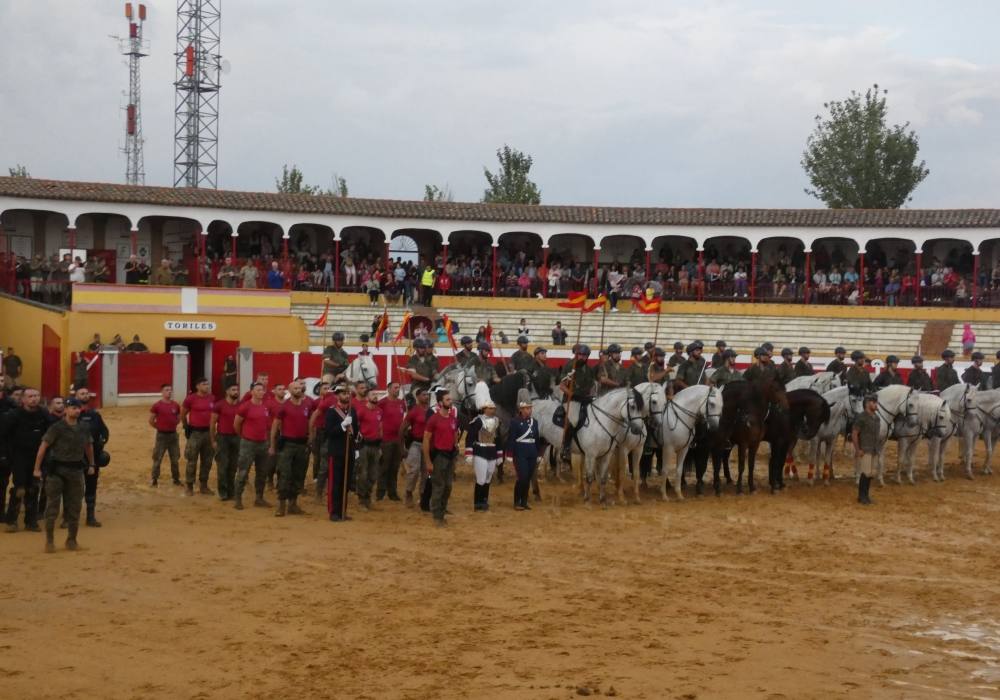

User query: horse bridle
[587,389,644,460]
[876,387,917,432]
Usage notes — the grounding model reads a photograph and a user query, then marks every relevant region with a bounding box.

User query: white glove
[341,416,353,429]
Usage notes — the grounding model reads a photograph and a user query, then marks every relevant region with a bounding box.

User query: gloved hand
[341,416,352,430]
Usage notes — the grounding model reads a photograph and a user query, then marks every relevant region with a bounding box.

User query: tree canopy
[423,184,453,202]
[8,164,30,178]
[482,145,541,204]
[801,84,929,208]
[275,164,348,197]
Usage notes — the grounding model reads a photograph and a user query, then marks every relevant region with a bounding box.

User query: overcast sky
[1,1,998,208]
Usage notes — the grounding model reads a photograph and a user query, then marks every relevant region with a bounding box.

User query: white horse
[436,362,480,409]
[851,385,920,484]
[938,383,979,480]
[786,371,839,395]
[657,385,724,501]
[345,354,378,389]
[612,382,668,505]
[970,389,1000,476]
[885,392,952,485]
[806,385,850,484]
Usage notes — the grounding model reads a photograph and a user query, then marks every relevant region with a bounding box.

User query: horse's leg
[877,446,886,487]
[582,455,593,504]
[963,431,975,480]
[807,436,819,484]
[895,438,908,485]
[597,456,610,508]
[983,432,994,475]
[631,444,643,505]
[747,440,759,494]
[711,448,722,496]
[823,438,836,483]
[694,445,707,497]
[784,437,798,479]
[735,443,746,495]
[659,444,671,501]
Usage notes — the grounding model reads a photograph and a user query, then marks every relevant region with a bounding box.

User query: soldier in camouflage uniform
[710,349,743,387]
[667,341,686,368]
[845,350,872,398]
[455,336,476,367]
[710,340,727,369]
[597,344,626,395]
[826,346,848,380]
[776,348,796,385]
[794,347,814,377]
[907,355,934,391]
[626,347,647,387]
[961,351,988,389]
[404,338,439,398]
[872,355,903,389]
[935,349,960,391]
[647,348,670,386]
[322,332,350,384]
[510,336,534,373]
[560,344,597,462]
[674,341,707,390]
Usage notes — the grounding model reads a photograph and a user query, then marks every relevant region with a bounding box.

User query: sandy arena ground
[2,405,999,699]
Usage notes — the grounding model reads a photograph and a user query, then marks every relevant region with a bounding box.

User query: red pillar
[334,238,341,292]
[750,250,758,302]
[384,240,390,271]
[697,249,704,301]
[491,244,498,297]
[66,226,77,251]
[195,230,206,287]
[282,236,291,289]
[804,251,812,303]
[857,251,865,306]
[645,248,651,281]
[593,248,600,296]
[973,252,980,308]
[915,251,922,306]
[130,229,138,256]
[541,245,549,298]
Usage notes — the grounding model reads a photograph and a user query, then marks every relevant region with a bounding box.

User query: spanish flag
[636,295,661,314]
[582,294,608,313]
[557,291,587,309]
[393,311,412,342]
[443,314,458,350]
[312,297,330,327]
[374,309,390,348]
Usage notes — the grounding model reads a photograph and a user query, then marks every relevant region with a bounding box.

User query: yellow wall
[0,295,69,390]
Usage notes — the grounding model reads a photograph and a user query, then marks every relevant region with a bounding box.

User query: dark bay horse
[713,376,788,494]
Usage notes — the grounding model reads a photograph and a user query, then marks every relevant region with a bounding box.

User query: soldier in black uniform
[961,351,988,389]
[2,387,48,532]
[935,349,960,391]
[711,340,727,368]
[560,344,596,462]
[845,350,872,398]
[826,346,848,379]
[794,347,814,377]
[907,355,934,391]
[75,387,109,527]
[776,348,796,384]
[667,341,686,368]
[872,355,903,389]
[510,336,534,372]
[598,343,626,395]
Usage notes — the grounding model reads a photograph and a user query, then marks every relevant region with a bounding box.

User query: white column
[100,347,119,408]
[238,347,254,394]
[170,345,190,400]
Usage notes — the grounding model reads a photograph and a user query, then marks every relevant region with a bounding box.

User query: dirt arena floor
[2,406,999,699]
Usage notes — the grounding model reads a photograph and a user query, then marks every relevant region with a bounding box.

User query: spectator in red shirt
[232,382,273,510]
[354,388,383,510]
[148,384,181,486]
[270,378,313,516]
[422,389,460,526]
[399,386,431,508]
[211,383,240,500]
[376,381,406,501]
[308,376,336,502]
[181,377,216,496]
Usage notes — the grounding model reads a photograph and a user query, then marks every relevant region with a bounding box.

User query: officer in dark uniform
[322,332,350,383]
[907,355,934,391]
[667,341,686,368]
[961,351,988,389]
[743,347,778,384]
[826,346,848,379]
[626,347,647,387]
[2,387,48,532]
[711,340,727,368]
[455,336,476,367]
[598,343,626,395]
[935,349,960,391]
[76,387,109,528]
[710,349,743,387]
[776,348,796,384]
[992,351,1000,390]
[527,347,555,398]
[845,350,872,398]
[794,347,814,377]
[675,341,707,390]
[325,384,359,522]
[560,344,596,462]
[872,355,903,389]
[510,336,534,372]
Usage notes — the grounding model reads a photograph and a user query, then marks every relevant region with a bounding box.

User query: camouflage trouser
[235,439,269,498]
[151,432,180,482]
[403,442,424,494]
[44,465,84,534]
[214,434,239,498]
[356,444,381,503]
[276,441,310,500]
[184,429,215,485]
[313,428,328,494]
[377,440,403,499]
[430,451,456,521]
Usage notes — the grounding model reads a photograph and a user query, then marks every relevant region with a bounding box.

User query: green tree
[275,164,320,194]
[482,145,541,204]
[328,174,349,198]
[801,84,929,208]
[8,164,30,178]
[424,184,453,202]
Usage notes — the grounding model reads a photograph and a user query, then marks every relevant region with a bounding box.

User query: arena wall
[0,294,69,392]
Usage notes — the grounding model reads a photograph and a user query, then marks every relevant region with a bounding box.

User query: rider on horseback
[560,344,597,463]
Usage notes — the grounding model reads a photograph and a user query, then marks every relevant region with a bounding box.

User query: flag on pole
[635,295,662,314]
[393,311,413,342]
[443,314,458,350]
[557,291,587,309]
[582,294,608,313]
[312,297,330,327]
[374,309,390,348]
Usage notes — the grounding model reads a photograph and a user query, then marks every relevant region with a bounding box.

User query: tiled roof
[1,176,998,228]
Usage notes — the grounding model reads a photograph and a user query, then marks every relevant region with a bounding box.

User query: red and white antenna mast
[123,3,148,185]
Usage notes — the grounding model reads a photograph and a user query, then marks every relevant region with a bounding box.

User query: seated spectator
[733,265,748,297]
[518,270,532,297]
[125,334,149,352]
[772,268,786,297]
[517,318,530,340]
[955,279,968,306]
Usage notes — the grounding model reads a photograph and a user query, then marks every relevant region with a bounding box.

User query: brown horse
[714,376,788,494]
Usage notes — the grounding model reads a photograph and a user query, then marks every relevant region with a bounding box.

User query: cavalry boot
[862,474,875,505]
[513,483,525,510]
[234,489,244,510]
[858,474,874,505]
[199,482,215,496]
[472,484,481,511]
[86,504,102,528]
[287,497,304,515]
[254,490,271,508]
[185,482,195,496]
[482,483,491,511]
[275,499,287,517]
[65,524,79,551]
[44,526,56,554]
[5,494,21,532]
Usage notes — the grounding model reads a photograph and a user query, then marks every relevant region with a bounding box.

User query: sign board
[164,320,217,332]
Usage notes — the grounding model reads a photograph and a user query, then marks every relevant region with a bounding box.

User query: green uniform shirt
[472,356,497,384]
[935,364,960,391]
[908,368,934,391]
[854,411,880,453]
[528,363,555,396]
[776,361,796,385]
[566,362,597,399]
[872,370,903,389]
[845,365,872,395]
[647,363,669,385]
[826,358,847,378]
[711,366,743,387]
[323,346,349,375]
[743,362,778,385]
[710,351,725,369]
[961,365,987,390]
[43,419,92,463]
[667,352,685,368]
[510,349,534,373]
[597,360,626,394]
[794,359,814,377]
[455,349,475,367]
[626,362,647,387]
[676,357,707,388]
[407,354,439,391]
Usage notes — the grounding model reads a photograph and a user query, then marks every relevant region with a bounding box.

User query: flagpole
[598,301,607,350]
[652,298,662,349]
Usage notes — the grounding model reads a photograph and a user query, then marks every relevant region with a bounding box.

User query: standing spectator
[125,335,148,352]
[365,273,382,306]
[267,261,284,289]
[151,259,175,286]
[420,264,436,306]
[962,323,976,356]
[218,256,238,288]
[3,348,22,385]
[322,254,334,290]
[137,257,151,284]
[552,322,568,346]
[240,259,259,288]
[124,255,140,284]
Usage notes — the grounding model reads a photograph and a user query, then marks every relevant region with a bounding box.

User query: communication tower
[174,0,222,188]
[123,3,148,186]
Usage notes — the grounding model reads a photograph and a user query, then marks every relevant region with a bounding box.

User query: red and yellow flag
[557,291,587,309]
[443,314,457,350]
[393,311,413,342]
[582,294,607,313]
[635,296,662,314]
[374,309,390,348]
[311,297,330,327]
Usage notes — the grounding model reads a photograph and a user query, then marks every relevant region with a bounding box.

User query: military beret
[834,346,846,354]
[533,346,547,355]
[630,347,643,357]
[781,347,793,357]
[850,350,865,361]
[673,341,685,350]
[885,355,899,364]
[716,340,727,348]
[911,355,924,364]
[607,343,622,354]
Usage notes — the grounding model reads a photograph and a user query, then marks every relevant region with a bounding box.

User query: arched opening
[546,233,597,296]
[283,223,335,291]
[864,237,917,306]
[809,237,860,305]
[74,213,134,284]
[0,208,72,300]
[702,235,752,300]
[206,220,234,262]
[137,215,205,287]
[338,226,386,292]
[389,234,419,266]
[756,236,806,302]
[447,230,493,295]
[498,231,544,297]
[921,238,974,307]
[648,234,697,300]
[978,238,1000,307]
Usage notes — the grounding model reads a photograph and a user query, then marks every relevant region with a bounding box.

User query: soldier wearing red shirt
[270,379,313,517]
[180,377,216,496]
[422,389,460,526]
[210,383,241,500]
[376,381,406,501]
[354,388,383,510]
[240,372,269,403]
[232,383,273,510]
[399,386,431,508]
[351,380,369,414]
[263,383,286,490]
[308,376,335,502]
[148,384,181,486]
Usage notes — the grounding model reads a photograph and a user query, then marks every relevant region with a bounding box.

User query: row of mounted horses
[435,364,997,506]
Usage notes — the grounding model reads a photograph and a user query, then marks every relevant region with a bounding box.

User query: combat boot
[858,474,874,505]
[253,490,271,508]
[185,482,195,496]
[44,527,56,554]
[66,524,79,551]
[86,504,102,528]
[287,497,304,515]
[234,491,244,510]
[275,499,286,517]
[199,482,215,496]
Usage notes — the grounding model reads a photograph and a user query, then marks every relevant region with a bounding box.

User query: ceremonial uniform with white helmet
[466,402,500,511]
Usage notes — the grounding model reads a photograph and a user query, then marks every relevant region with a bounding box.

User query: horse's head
[927,398,953,439]
[704,386,724,431]
[762,375,789,410]
[794,390,829,439]
[901,387,920,429]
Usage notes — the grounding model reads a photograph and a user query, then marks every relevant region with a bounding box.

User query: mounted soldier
[559,344,597,462]
[527,347,555,398]
[403,338,438,400]
[935,349,960,391]
[872,355,903,389]
[710,340,727,369]
[674,341,707,390]
[472,343,500,385]
[961,351,988,389]
[455,336,476,367]
[626,347,647,387]
[907,355,934,391]
[667,341,686,368]
[776,347,796,384]
[510,336,534,373]
[845,350,872,398]
[597,343,626,395]
[743,346,778,384]
[794,346,814,377]
[710,349,743,387]
[647,348,670,386]
[322,332,350,384]
[826,346,848,380]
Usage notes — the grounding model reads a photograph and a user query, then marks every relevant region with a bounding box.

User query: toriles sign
[164,320,217,332]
